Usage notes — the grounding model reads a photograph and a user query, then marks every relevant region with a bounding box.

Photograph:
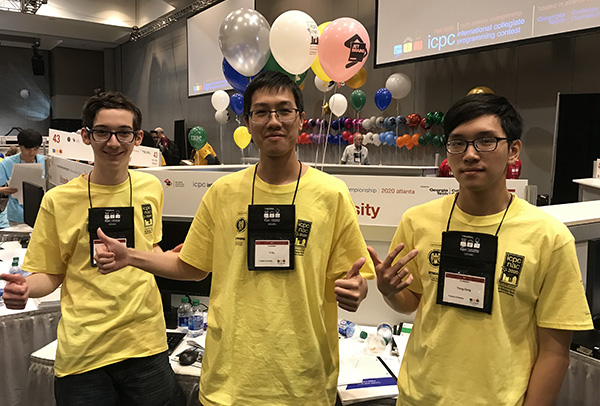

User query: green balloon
[432,135,444,147]
[350,89,366,112]
[263,54,307,86]
[418,134,428,146]
[433,111,445,124]
[188,126,207,150]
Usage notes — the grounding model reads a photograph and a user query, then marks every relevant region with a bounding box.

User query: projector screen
[187,0,254,97]
[375,0,600,67]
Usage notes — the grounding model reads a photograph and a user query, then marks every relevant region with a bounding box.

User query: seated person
[193,142,220,165]
[0,129,45,225]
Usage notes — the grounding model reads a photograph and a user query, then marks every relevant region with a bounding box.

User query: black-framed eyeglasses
[248,108,299,124]
[86,127,137,143]
[445,137,508,154]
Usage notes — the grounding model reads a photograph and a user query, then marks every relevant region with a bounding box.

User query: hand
[1,273,30,309]
[94,228,130,275]
[368,243,418,298]
[334,257,368,312]
[169,243,184,253]
[0,186,18,195]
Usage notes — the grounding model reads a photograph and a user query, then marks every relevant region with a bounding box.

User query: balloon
[318,17,370,83]
[348,133,354,144]
[222,58,252,94]
[375,116,385,129]
[19,89,29,99]
[384,116,397,130]
[188,126,207,150]
[421,117,431,130]
[329,93,348,117]
[467,86,494,95]
[311,22,332,82]
[385,73,412,99]
[344,118,353,129]
[372,133,382,146]
[219,8,271,77]
[406,141,415,150]
[432,135,444,147]
[349,89,366,112]
[215,110,230,124]
[314,76,334,93]
[362,118,372,130]
[341,130,351,141]
[418,134,428,146]
[233,126,251,149]
[230,93,244,115]
[396,115,406,126]
[386,132,396,146]
[412,133,420,145]
[396,136,404,148]
[406,113,422,127]
[263,54,308,85]
[346,68,367,89]
[211,90,229,111]
[270,10,319,75]
[374,88,392,111]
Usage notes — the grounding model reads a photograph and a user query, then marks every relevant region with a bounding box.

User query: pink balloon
[318,18,370,83]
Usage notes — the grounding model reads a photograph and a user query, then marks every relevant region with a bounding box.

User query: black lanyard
[251,161,302,205]
[446,193,513,236]
[87,170,133,209]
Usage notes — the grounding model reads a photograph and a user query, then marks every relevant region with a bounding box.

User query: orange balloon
[396,136,404,148]
[346,68,367,89]
[406,141,415,150]
[467,86,494,95]
[401,134,411,145]
[411,133,420,144]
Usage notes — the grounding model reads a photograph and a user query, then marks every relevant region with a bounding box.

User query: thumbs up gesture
[94,228,129,275]
[334,257,368,312]
[1,273,29,309]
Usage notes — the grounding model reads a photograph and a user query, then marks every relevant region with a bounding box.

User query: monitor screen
[375,0,600,67]
[23,181,44,228]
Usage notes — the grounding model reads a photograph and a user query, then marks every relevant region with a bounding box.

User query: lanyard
[87,170,133,208]
[446,193,514,236]
[251,161,302,205]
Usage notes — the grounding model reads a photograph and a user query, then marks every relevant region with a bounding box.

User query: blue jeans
[54,351,185,406]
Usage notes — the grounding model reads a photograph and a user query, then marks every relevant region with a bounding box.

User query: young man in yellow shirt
[1,91,184,406]
[371,93,593,405]
[95,71,375,406]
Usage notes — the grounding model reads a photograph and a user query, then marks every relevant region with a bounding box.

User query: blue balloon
[384,116,397,130]
[328,134,335,144]
[223,58,252,94]
[396,115,406,125]
[374,88,392,111]
[386,132,395,146]
[335,134,343,145]
[379,132,387,143]
[331,119,340,131]
[230,93,244,115]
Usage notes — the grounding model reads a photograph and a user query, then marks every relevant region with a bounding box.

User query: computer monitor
[157,218,212,328]
[23,181,44,228]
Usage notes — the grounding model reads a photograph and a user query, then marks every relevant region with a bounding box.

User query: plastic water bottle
[177,297,192,332]
[376,323,393,344]
[338,319,367,341]
[9,257,31,277]
[188,299,204,338]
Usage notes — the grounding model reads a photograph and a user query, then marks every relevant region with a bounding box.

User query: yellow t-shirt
[22,171,167,377]
[390,194,593,406]
[193,143,217,165]
[179,165,375,406]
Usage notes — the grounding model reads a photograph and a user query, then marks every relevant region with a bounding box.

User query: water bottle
[376,323,393,344]
[9,257,31,277]
[188,299,204,338]
[177,296,192,332]
[338,319,367,340]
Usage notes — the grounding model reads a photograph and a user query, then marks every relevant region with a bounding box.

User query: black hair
[81,91,142,131]
[141,130,156,147]
[243,71,304,117]
[17,129,42,148]
[444,94,523,142]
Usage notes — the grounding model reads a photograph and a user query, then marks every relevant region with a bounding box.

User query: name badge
[247,204,295,271]
[88,206,135,267]
[436,231,497,314]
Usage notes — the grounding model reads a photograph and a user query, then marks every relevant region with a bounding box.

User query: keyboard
[166,331,186,355]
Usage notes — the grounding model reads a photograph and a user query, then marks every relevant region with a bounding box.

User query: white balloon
[314,76,334,93]
[376,116,385,129]
[328,94,348,117]
[362,118,372,130]
[372,133,382,146]
[363,132,373,144]
[385,73,412,100]
[215,110,230,124]
[270,10,319,74]
[19,89,29,99]
[211,90,230,111]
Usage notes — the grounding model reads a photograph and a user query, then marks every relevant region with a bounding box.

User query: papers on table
[8,163,44,204]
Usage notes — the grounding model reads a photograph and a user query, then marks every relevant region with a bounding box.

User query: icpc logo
[394,36,423,57]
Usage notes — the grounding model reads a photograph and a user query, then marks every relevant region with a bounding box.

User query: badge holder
[247,205,295,271]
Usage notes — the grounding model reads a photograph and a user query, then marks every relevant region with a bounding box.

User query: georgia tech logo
[236,217,247,233]
[428,249,441,267]
[164,178,172,188]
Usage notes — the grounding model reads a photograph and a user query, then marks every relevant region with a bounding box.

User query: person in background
[141,130,157,148]
[193,141,220,165]
[1,91,184,406]
[94,70,376,406]
[370,93,593,405]
[340,133,369,165]
[0,145,20,228]
[0,129,46,225]
[152,127,180,165]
